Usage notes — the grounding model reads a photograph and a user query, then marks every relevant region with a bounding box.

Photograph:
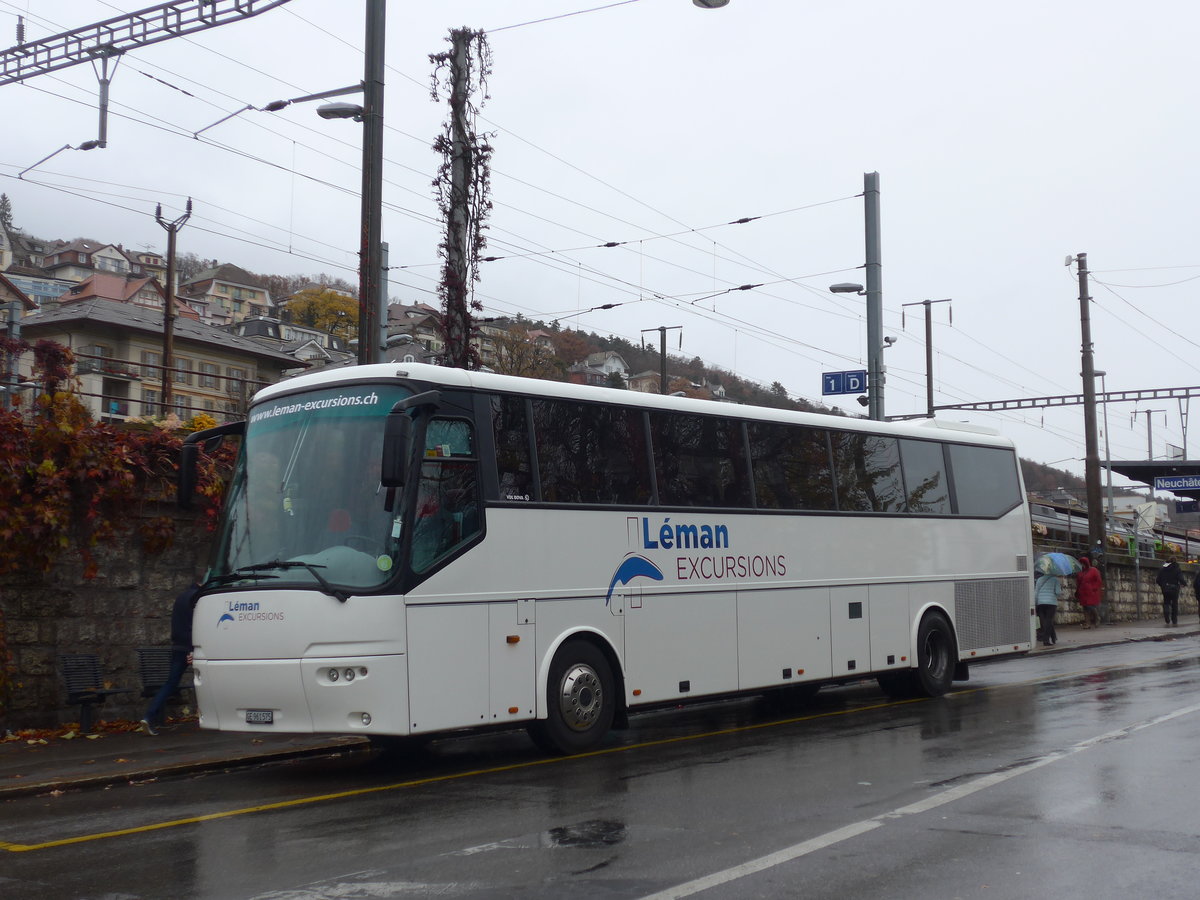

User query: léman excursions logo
[604,517,787,605]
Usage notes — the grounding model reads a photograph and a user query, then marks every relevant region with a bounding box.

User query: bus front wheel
[529,640,615,755]
[913,610,956,697]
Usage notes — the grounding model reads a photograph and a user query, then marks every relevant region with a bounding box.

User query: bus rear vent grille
[955,578,1030,649]
[1016,554,1028,572]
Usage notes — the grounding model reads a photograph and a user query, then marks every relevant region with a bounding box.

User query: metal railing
[70,352,269,423]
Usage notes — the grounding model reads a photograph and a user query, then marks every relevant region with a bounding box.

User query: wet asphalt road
[3,638,1200,899]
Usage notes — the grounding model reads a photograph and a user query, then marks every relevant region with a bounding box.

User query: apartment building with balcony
[14,298,301,422]
[179,263,272,327]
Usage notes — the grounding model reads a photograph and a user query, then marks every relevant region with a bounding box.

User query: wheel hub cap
[558,664,603,732]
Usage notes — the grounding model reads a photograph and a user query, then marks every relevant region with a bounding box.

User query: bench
[136,647,192,703]
[58,654,134,733]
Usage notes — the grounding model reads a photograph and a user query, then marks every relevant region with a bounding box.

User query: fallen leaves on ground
[2,715,198,745]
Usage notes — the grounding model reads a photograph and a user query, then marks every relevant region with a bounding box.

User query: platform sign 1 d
[822,370,867,396]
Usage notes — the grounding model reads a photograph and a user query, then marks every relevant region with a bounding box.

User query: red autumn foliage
[0,342,235,578]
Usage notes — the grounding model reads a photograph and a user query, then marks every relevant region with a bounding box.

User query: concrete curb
[1031,625,1200,654]
[0,736,370,800]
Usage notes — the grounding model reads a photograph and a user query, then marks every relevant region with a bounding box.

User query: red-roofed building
[58,272,200,320]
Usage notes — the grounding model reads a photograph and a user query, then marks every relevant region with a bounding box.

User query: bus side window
[831,431,906,513]
[898,439,951,514]
[411,419,481,572]
[651,412,751,508]
[492,394,535,501]
[747,422,835,511]
[947,444,1022,517]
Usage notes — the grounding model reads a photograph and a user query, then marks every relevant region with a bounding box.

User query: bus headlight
[344,668,356,682]
[361,713,372,726]
[328,668,339,682]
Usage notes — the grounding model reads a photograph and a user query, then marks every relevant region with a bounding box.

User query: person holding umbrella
[1034,553,1079,646]
[1034,569,1062,646]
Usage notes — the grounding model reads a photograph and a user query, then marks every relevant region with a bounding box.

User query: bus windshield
[210,384,411,593]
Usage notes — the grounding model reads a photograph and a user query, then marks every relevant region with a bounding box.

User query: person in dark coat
[141,581,202,734]
[1156,556,1184,627]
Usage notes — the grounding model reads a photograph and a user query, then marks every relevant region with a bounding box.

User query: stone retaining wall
[0,508,211,730]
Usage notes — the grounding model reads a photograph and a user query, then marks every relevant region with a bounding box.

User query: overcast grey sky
[2,0,1198,494]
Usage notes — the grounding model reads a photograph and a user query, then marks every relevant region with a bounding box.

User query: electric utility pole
[1075,252,1104,556]
[432,28,493,370]
[642,326,683,393]
[357,0,385,365]
[444,30,472,368]
[864,172,884,421]
[156,199,192,413]
[902,298,951,417]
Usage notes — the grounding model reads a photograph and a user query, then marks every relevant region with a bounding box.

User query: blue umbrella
[1035,552,1081,576]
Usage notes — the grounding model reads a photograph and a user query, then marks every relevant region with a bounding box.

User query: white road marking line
[640,701,1200,899]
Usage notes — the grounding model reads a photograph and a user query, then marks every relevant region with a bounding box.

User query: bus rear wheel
[529,640,615,755]
[913,610,956,697]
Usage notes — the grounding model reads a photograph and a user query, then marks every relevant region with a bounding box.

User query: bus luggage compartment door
[736,587,833,690]
[830,586,870,678]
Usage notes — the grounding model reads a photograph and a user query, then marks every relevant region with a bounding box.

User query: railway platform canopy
[1106,460,1200,500]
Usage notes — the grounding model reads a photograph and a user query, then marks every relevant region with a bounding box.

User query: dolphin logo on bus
[217,613,235,627]
[605,554,664,606]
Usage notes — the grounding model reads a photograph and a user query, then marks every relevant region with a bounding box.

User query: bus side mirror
[178,442,200,509]
[381,411,412,488]
[177,420,244,509]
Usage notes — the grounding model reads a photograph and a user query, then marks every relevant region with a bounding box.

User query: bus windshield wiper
[250,559,350,603]
[207,560,348,602]
[207,566,282,587]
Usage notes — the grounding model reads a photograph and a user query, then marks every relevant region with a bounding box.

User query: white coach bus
[179,362,1035,754]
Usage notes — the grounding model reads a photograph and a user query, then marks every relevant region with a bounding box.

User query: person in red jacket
[1077,556,1102,628]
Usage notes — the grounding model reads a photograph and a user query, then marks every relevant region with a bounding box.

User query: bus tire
[913,610,956,697]
[529,640,615,755]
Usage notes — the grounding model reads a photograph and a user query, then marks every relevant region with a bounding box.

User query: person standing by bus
[1076,556,1102,629]
[1034,572,1060,646]
[1156,555,1184,627]
[141,580,201,735]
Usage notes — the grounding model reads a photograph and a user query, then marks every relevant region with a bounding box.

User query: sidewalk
[2,618,1197,799]
[0,723,369,799]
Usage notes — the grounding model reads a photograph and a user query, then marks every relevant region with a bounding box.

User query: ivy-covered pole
[431,28,493,370]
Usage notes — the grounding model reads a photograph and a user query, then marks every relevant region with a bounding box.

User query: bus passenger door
[489,599,535,724]
[830,586,870,678]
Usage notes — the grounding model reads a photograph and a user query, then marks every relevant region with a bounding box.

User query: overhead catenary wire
[4,0,1180,451]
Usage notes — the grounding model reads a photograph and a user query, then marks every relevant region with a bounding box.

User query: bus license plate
[246,709,274,725]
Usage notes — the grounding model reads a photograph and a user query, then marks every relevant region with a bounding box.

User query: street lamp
[829,281,887,420]
[316,102,364,121]
[264,4,385,367]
